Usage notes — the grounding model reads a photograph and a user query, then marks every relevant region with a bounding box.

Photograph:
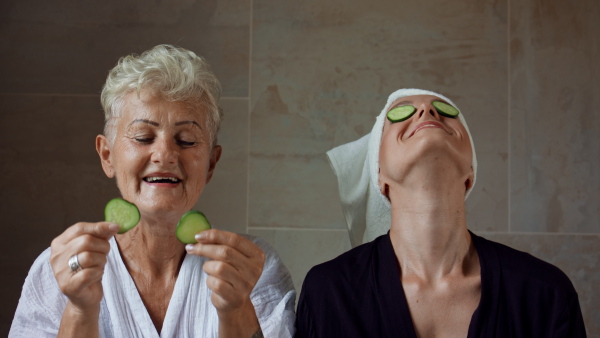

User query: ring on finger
[68,254,83,273]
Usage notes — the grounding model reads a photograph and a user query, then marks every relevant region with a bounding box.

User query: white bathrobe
[9,235,296,338]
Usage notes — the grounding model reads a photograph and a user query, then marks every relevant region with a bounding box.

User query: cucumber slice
[104,198,140,234]
[176,211,212,244]
[432,101,460,118]
[387,105,416,123]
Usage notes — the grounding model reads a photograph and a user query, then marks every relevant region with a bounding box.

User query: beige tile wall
[1,0,598,336]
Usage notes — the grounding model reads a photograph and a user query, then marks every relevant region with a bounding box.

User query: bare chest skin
[131,272,176,334]
[402,274,481,338]
[116,234,184,335]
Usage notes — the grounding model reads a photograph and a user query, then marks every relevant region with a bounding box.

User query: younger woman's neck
[386,170,474,281]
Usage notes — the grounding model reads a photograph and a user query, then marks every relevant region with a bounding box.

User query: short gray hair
[101,44,223,145]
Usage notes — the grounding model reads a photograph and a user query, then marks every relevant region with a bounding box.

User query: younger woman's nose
[415,102,441,120]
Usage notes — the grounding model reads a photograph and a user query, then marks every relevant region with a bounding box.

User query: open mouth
[143,177,182,184]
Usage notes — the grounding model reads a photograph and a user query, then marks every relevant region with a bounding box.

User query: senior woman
[295,89,586,337]
[10,45,295,338]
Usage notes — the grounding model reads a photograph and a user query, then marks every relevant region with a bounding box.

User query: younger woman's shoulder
[473,233,577,294]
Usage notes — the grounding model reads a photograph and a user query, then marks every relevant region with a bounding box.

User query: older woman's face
[379,94,473,191]
[97,90,221,219]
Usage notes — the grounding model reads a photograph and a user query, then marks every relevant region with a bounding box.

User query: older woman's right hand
[50,222,119,313]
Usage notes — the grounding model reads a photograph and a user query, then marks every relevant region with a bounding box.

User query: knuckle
[95,222,104,233]
[58,283,70,295]
[252,266,263,279]
[73,222,86,232]
[202,261,214,274]
[80,267,101,281]
[77,252,89,266]
[211,279,225,293]
[229,235,241,248]
[79,234,95,247]
[98,242,110,255]
[219,246,232,259]
[206,275,216,287]
[214,261,226,275]
[77,269,92,282]
[49,254,57,265]
[257,250,266,263]
[205,229,216,241]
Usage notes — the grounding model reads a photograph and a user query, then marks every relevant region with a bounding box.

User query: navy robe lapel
[467,232,501,337]
[373,234,418,337]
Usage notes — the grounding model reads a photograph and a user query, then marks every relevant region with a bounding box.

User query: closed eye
[177,140,197,147]
[135,138,153,144]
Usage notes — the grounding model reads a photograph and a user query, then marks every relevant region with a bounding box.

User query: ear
[205,145,222,183]
[96,135,115,178]
[464,167,475,192]
[378,170,391,200]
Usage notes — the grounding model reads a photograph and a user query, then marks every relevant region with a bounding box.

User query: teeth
[145,177,180,182]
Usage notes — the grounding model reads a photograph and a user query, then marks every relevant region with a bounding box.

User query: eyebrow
[175,120,202,129]
[128,119,202,129]
[129,119,159,127]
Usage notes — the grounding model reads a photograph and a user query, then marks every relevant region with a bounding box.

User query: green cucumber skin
[104,198,140,234]
[432,101,459,118]
[176,210,212,244]
[387,105,416,123]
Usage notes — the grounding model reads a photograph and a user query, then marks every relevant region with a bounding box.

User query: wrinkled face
[97,90,221,219]
[378,94,473,192]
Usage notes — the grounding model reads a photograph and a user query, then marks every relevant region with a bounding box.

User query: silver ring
[68,254,83,273]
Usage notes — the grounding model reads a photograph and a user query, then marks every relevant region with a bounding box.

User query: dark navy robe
[295,232,586,337]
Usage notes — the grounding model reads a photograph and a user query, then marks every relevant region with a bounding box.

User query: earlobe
[96,135,115,178]
[379,179,390,198]
[464,168,474,192]
[464,178,472,191]
[378,169,391,200]
[205,145,222,183]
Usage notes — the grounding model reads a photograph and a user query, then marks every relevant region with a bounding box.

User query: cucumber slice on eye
[104,198,140,234]
[432,101,460,118]
[387,105,417,123]
[176,211,212,244]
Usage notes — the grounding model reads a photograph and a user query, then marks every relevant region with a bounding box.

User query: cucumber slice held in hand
[176,211,212,244]
[432,101,460,118]
[104,198,140,234]
[387,105,416,123]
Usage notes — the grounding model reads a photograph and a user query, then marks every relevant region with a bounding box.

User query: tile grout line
[0,93,99,97]
[246,0,254,235]
[0,93,249,100]
[507,0,512,234]
[222,96,250,100]
[246,227,599,236]
[476,231,600,237]
[248,227,351,232]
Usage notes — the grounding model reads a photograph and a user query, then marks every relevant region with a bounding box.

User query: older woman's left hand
[185,229,265,316]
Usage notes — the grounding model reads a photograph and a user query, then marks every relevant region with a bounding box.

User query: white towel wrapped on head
[327,88,478,246]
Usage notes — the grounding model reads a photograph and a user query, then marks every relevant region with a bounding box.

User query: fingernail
[108,223,120,232]
[195,232,206,241]
[185,244,194,252]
